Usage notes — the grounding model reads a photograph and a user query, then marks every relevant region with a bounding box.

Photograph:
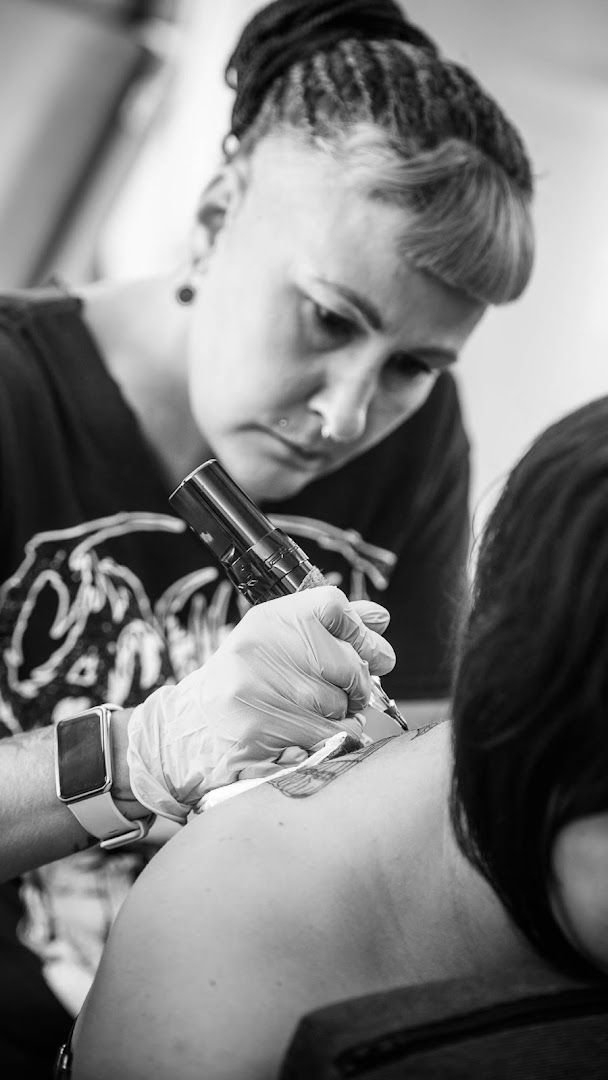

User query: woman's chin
[248,467,310,504]
[228,458,311,504]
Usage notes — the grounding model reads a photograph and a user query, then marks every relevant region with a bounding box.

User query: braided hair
[222,0,534,305]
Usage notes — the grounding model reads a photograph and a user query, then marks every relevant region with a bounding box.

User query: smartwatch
[55,704,154,851]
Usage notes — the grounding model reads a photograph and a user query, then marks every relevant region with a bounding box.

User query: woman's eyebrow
[312,278,458,366]
[414,346,458,368]
[312,277,384,331]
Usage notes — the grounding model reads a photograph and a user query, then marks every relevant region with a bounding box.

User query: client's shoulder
[74,723,451,1078]
[198,719,448,838]
[194,720,449,843]
[264,719,449,820]
[166,718,451,921]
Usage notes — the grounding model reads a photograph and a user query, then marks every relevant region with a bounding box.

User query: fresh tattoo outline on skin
[411,717,448,740]
[269,718,447,799]
[268,736,396,798]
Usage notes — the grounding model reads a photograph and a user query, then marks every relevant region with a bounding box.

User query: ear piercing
[176,283,196,305]
[176,255,209,305]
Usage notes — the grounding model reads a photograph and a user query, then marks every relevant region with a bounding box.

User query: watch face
[57,711,109,800]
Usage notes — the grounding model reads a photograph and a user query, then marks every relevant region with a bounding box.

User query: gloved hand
[127,586,395,823]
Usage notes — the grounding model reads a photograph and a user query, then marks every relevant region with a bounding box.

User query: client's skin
[73,722,605,1080]
[72,724,522,1079]
[73,398,608,1080]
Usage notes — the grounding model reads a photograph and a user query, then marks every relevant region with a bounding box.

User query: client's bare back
[74,722,559,1080]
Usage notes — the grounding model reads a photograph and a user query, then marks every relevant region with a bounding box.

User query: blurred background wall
[410,0,608,536]
[1,0,607,532]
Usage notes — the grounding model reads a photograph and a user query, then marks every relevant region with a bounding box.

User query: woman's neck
[76,276,212,486]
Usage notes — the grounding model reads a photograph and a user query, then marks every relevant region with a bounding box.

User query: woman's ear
[194,161,249,259]
[552,813,608,973]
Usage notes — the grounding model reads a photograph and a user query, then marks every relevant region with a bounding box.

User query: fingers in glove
[330,712,366,742]
[318,638,374,714]
[312,587,396,676]
[276,746,309,766]
[238,759,291,781]
[238,746,310,780]
[238,588,394,675]
[348,599,391,635]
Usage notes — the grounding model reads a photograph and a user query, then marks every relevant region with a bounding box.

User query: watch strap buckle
[99,815,153,850]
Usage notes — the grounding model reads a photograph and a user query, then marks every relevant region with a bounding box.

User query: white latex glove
[127,586,395,823]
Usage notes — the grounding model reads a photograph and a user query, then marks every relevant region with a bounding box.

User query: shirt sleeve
[0,321,25,568]
[371,373,471,702]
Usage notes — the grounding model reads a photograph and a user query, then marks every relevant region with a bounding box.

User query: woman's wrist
[110,708,153,820]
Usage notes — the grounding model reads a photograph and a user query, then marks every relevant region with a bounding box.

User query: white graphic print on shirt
[0,511,396,1014]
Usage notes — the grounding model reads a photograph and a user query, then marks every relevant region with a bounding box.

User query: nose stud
[275,417,335,441]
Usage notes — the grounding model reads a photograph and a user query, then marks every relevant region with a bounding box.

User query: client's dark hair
[451,397,608,980]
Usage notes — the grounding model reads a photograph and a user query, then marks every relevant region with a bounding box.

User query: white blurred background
[2,0,607,530]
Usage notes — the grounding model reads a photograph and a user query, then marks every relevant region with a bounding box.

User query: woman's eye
[386,353,432,380]
[307,301,354,342]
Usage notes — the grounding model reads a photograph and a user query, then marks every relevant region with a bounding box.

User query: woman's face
[187,134,485,502]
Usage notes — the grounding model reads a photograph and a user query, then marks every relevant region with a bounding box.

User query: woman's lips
[263,428,330,465]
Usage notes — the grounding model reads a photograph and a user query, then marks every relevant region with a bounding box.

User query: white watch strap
[67,790,150,851]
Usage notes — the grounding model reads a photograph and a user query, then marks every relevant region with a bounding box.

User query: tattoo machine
[169,458,408,731]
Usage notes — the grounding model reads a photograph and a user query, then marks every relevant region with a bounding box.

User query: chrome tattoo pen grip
[169,459,408,731]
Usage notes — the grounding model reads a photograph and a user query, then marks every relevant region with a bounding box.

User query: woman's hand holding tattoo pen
[126,586,395,823]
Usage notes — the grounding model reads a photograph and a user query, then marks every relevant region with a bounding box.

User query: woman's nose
[307,362,378,443]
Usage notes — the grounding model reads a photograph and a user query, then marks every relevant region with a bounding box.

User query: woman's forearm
[0,709,148,881]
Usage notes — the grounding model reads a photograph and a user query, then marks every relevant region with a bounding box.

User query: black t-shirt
[0,287,470,1071]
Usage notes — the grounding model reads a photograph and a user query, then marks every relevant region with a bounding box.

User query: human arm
[0,709,150,882]
[0,588,393,876]
[126,587,394,821]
